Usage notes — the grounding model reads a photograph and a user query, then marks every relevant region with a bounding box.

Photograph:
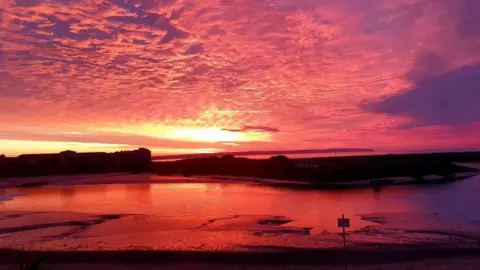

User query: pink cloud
[1,0,480,155]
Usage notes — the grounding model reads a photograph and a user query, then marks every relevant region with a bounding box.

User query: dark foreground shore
[1,247,480,266]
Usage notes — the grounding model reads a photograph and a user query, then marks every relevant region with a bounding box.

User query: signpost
[337,214,350,270]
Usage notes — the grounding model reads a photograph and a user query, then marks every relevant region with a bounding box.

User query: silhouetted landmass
[0,148,151,178]
[152,148,375,160]
[152,151,480,186]
[1,149,479,188]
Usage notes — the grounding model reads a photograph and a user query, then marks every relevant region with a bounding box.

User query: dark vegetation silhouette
[9,258,47,270]
[0,148,151,178]
[1,148,478,187]
[151,152,479,185]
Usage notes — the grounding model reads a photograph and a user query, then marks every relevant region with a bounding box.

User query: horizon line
[152,148,376,160]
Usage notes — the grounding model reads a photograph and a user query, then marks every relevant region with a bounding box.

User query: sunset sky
[1,0,480,156]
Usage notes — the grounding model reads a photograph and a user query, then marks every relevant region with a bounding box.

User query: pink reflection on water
[2,175,480,251]
[0,181,424,232]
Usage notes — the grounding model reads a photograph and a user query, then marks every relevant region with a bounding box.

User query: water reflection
[1,175,480,232]
[126,184,152,205]
[60,187,76,198]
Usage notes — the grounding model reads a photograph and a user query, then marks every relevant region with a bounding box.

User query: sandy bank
[1,210,480,252]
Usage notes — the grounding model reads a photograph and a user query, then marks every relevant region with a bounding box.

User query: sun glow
[167,128,248,142]
[99,125,272,143]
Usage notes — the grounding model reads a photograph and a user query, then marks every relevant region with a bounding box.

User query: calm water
[1,174,480,232]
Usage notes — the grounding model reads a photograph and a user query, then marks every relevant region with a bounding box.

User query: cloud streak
[222,126,280,133]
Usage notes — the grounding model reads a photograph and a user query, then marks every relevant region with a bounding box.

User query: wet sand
[2,175,480,252]
[1,210,480,251]
[2,173,480,267]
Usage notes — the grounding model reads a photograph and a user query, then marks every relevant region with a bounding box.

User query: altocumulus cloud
[1,0,480,153]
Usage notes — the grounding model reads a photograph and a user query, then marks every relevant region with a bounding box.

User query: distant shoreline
[151,152,480,187]
[1,150,479,190]
[152,148,375,161]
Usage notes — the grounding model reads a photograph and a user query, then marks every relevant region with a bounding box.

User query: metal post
[342,214,347,249]
[342,214,348,270]
[338,214,350,270]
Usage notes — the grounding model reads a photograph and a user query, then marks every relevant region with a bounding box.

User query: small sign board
[337,217,350,228]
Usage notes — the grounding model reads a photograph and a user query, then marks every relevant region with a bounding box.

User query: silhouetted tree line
[0,148,151,178]
[151,152,479,184]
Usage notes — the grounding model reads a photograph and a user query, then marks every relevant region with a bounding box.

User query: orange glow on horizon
[0,139,132,156]
[97,125,273,143]
[0,139,224,157]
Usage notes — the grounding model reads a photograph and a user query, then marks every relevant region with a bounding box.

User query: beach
[1,173,480,268]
